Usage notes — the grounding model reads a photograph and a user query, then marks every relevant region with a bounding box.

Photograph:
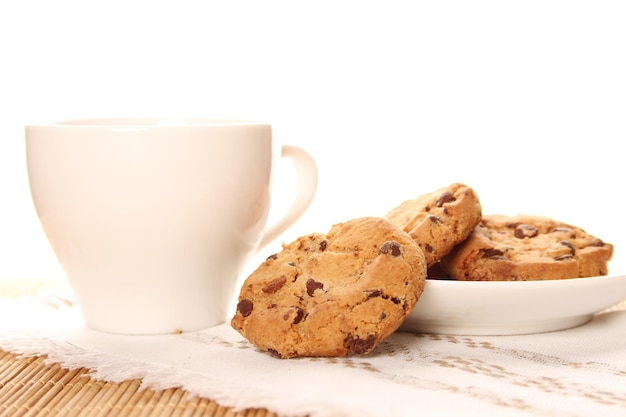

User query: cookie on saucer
[231,217,427,358]
[441,214,614,281]
[384,182,482,266]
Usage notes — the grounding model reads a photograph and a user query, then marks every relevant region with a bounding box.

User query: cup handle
[257,145,318,251]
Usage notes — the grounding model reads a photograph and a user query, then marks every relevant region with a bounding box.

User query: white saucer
[400,274,626,335]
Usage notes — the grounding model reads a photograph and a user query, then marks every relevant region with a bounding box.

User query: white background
[1,0,625,281]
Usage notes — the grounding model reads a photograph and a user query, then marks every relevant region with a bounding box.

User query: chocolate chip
[390,297,401,304]
[435,191,456,207]
[365,289,382,299]
[589,240,606,247]
[344,333,377,355]
[429,215,442,224]
[514,224,539,239]
[267,348,283,358]
[262,276,286,293]
[237,299,253,317]
[424,244,434,253]
[319,240,327,252]
[551,227,572,233]
[483,248,505,259]
[266,253,278,261]
[560,240,576,254]
[379,241,402,257]
[554,254,574,261]
[379,312,387,320]
[306,278,324,296]
[293,307,305,324]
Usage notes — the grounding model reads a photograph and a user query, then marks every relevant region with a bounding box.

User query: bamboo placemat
[0,280,277,417]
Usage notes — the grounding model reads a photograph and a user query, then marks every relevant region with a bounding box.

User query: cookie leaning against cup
[441,214,614,281]
[231,217,427,358]
[384,182,482,266]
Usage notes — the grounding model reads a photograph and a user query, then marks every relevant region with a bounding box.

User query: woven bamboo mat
[0,350,278,417]
[0,280,277,417]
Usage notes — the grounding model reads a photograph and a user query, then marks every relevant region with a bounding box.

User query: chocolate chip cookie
[384,183,482,266]
[231,217,427,358]
[441,214,614,281]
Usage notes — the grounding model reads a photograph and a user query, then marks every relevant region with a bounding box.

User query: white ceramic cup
[25,118,317,335]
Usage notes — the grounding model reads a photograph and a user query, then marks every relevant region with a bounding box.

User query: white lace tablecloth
[1,284,625,417]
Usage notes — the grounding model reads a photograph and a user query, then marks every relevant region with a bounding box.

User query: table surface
[0,279,277,417]
[2,279,626,417]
